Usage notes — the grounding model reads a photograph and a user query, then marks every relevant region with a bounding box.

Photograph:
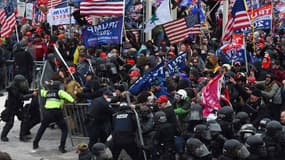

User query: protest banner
[47,6,75,25]
[82,16,123,47]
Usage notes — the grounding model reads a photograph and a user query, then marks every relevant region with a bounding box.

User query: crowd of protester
[0,1,285,160]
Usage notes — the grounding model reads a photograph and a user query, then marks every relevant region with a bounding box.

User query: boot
[33,142,39,150]
[1,136,8,142]
[58,146,67,153]
[20,136,31,142]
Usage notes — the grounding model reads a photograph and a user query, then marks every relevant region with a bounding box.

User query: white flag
[144,0,172,33]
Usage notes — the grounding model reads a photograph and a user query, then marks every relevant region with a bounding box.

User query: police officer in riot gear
[33,80,74,153]
[238,124,256,143]
[86,90,114,148]
[217,106,235,139]
[111,102,142,160]
[245,135,268,160]
[263,120,285,160]
[192,124,212,148]
[182,138,212,160]
[91,143,113,160]
[1,74,37,142]
[207,120,227,158]
[219,139,250,160]
[184,103,203,132]
[233,112,250,133]
[152,111,176,160]
[256,118,271,137]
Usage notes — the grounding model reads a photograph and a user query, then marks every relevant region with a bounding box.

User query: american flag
[33,4,46,24]
[163,13,200,44]
[47,0,64,9]
[0,3,16,37]
[86,16,93,24]
[189,24,201,34]
[221,15,233,43]
[231,0,251,30]
[80,0,124,17]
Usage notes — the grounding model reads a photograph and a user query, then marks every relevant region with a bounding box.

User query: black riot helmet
[13,74,29,92]
[207,120,222,133]
[266,120,283,136]
[119,102,129,110]
[188,103,203,121]
[239,124,256,142]
[235,112,250,124]
[154,111,167,123]
[217,106,234,122]
[223,139,250,159]
[258,118,271,131]
[245,135,267,157]
[194,124,212,140]
[186,138,210,158]
[92,143,106,155]
[91,143,113,160]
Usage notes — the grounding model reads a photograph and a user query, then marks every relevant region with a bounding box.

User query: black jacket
[87,97,113,124]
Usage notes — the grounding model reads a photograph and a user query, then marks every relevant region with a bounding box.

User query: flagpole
[145,0,152,41]
[50,0,53,36]
[243,33,249,74]
[271,0,274,34]
[222,0,229,38]
[250,0,255,55]
[15,24,19,42]
[120,0,125,45]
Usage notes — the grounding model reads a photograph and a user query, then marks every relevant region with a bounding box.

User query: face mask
[106,98,112,102]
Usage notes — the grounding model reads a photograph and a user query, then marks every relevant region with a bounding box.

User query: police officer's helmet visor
[237,145,250,159]
[208,122,222,132]
[189,110,202,120]
[194,144,210,158]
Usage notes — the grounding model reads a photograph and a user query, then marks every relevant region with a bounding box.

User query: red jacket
[33,41,48,60]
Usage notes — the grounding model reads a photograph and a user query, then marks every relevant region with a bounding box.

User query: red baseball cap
[129,70,140,77]
[247,77,256,84]
[156,95,168,103]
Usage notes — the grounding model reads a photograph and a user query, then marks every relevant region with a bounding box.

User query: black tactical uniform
[85,90,114,148]
[0,74,33,142]
[245,135,268,160]
[152,111,176,160]
[111,102,141,160]
[181,138,212,160]
[218,139,250,160]
[263,121,285,160]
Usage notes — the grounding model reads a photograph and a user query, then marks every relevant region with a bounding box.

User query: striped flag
[163,13,200,44]
[32,3,46,26]
[86,16,93,24]
[0,3,16,37]
[231,0,251,30]
[221,15,233,43]
[80,0,124,17]
[0,9,5,25]
[189,24,201,34]
[47,0,67,9]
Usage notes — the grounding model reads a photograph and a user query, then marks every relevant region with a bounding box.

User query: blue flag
[129,53,187,95]
[82,16,123,47]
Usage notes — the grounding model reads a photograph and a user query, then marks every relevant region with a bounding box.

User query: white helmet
[176,89,188,100]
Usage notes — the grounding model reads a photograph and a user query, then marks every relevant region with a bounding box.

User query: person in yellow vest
[33,80,74,153]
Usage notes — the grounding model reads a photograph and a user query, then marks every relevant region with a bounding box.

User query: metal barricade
[62,103,90,145]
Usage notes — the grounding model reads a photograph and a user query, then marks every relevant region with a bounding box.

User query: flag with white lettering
[201,74,224,117]
[129,53,187,95]
[82,16,123,47]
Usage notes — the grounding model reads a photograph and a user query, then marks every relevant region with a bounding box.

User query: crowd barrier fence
[62,103,90,145]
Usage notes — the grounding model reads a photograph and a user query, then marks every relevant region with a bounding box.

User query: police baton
[125,92,147,160]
